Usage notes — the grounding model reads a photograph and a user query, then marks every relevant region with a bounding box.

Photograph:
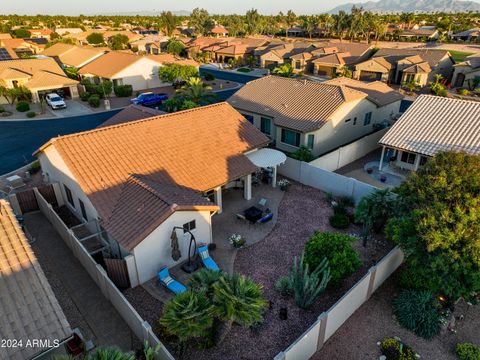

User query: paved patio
[213,183,285,249]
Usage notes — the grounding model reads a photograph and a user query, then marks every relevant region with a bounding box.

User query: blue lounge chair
[257,212,273,224]
[158,267,187,294]
[197,245,220,271]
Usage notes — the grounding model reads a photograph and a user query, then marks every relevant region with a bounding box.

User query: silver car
[45,93,67,110]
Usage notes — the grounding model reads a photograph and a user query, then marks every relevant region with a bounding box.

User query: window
[401,151,416,164]
[79,199,88,221]
[183,220,196,233]
[281,128,300,147]
[364,112,372,126]
[113,78,123,87]
[241,113,254,124]
[295,60,302,70]
[353,117,357,125]
[64,185,74,208]
[307,134,315,150]
[260,117,271,135]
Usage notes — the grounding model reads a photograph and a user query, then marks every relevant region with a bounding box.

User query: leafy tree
[189,8,214,36]
[335,66,353,78]
[428,74,446,96]
[159,11,179,36]
[302,15,318,39]
[13,28,30,38]
[355,189,396,245]
[0,86,31,104]
[285,10,297,36]
[109,34,129,50]
[175,77,216,105]
[166,39,185,56]
[158,63,199,84]
[45,36,76,48]
[245,9,262,35]
[272,63,294,77]
[290,145,314,162]
[213,273,268,327]
[402,78,421,93]
[386,151,480,299]
[160,291,213,351]
[86,32,105,45]
[225,15,245,37]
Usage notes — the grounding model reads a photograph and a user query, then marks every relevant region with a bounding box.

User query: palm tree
[213,273,268,328]
[52,347,135,360]
[402,78,421,94]
[160,291,213,351]
[334,11,349,42]
[302,15,317,39]
[176,77,216,105]
[285,10,297,37]
[335,66,353,78]
[272,63,294,77]
[188,269,223,297]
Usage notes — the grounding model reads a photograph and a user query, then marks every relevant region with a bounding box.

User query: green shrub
[26,111,36,118]
[474,88,480,96]
[438,88,448,97]
[398,266,433,292]
[204,72,215,81]
[237,67,253,73]
[0,105,4,113]
[114,85,133,97]
[290,145,314,162]
[381,338,417,360]
[304,232,361,285]
[329,213,350,229]
[456,342,480,360]
[276,252,330,309]
[88,95,100,108]
[275,276,293,296]
[29,161,41,174]
[393,289,440,339]
[457,88,470,96]
[16,101,30,112]
[80,91,91,101]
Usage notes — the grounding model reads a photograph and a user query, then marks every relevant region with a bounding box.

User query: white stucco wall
[111,57,168,90]
[132,210,213,284]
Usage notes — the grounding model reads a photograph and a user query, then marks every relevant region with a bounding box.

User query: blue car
[130,92,168,106]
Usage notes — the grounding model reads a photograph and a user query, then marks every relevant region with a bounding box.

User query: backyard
[124,180,394,359]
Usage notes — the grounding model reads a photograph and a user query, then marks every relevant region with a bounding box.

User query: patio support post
[413,153,421,172]
[214,187,223,214]
[272,166,277,188]
[244,174,252,200]
[379,146,386,171]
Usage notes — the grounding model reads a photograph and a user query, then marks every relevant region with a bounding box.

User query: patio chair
[197,245,220,271]
[258,198,267,209]
[257,212,273,224]
[158,267,187,294]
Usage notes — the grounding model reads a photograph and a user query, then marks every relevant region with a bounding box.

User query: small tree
[402,78,421,93]
[166,39,185,56]
[13,28,31,38]
[272,64,294,77]
[158,63,199,84]
[175,77,216,105]
[335,66,353,78]
[290,145,314,162]
[109,34,129,50]
[86,32,105,45]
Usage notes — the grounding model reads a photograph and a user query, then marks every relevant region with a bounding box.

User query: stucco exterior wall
[132,211,213,284]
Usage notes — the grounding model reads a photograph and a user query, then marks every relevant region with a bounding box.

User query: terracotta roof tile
[98,105,165,128]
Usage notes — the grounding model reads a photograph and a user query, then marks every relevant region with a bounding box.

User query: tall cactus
[289,251,331,309]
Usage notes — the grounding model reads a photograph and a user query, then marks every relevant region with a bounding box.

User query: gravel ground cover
[313,273,480,360]
[176,180,393,360]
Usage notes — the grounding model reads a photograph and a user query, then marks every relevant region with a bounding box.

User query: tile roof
[374,48,451,67]
[0,199,71,360]
[36,103,269,249]
[379,95,480,157]
[312,52,351,66]
[42,43,105,68]
[355,56,393,72]
[227,75,367,133]
[324,77,403,107]
[0,33,12,40]
[78,52,147,78]
[25,70,79,89]
[98,105,165,128]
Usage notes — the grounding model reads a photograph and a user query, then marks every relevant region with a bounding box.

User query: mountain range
[329,0,480,13]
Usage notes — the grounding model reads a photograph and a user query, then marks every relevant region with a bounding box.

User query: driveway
[24,211,139,351]
[45,99,94,118]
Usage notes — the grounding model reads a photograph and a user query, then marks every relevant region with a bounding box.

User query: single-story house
[130,35,170,54]
[287,27,306,37]
[0,38,44,56]
[452,28,480,42]
[451,54,480,88]
[354,57,393,82]
[378,95,480,171]
[227,76,403,156]
[0,33,13,40]
[0,58,79,103]
[78,52,170,90]
[98,104,165,128]
[0,199,72,360]
[54,28,84,36]
[27,28,54,40]
[41,43,106,69]
[35,103,271,285]
[210,26,229,37]
[0,46,18,60]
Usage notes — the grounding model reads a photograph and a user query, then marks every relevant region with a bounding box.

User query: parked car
[45,93,67,110]
[130,92,168,106]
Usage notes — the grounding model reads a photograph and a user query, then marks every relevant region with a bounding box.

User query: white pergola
[246,148,287,188]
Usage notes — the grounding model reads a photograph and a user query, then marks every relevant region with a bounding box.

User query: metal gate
[104,258,130,289]
[16,189,38,213]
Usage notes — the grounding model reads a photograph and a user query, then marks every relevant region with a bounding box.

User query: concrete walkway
[24,211,138,351]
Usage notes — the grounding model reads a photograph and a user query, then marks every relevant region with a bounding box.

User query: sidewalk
[24,211,139,351]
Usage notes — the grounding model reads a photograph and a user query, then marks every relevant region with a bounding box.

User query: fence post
[8,194,22,215]
[316,312,328,351]
[52,183,65,207]
[366,266,377,299]
[142,321,152,343]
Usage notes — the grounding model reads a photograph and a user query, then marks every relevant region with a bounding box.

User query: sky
[1,0,367,16]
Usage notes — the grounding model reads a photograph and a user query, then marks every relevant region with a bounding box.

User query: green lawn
[237,67,253,73]
[447,50,474,63]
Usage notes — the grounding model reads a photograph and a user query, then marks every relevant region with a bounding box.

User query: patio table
[244,206,263,223]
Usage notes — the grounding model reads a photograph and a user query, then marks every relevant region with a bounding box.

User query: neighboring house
[66,30,142,46]
[35,103,270,285]
[98,104,165,128]
[378,95,480,172]
[210,26,229,37]
[287,27,306,37]
[0,199,72,360]
[0,33,13,40]
[130,35,169,54]
[227,76,403,156]
[355,48,454,86]
[451,54,480,88]
[452,28,480,42]
[0,58,79,103]
[398,27,439,41]
[0,46,18,60]
[186,37,267,63]
[27,28,54,40]
[54,28,84,36]
[0,38,44,56]
[78,52,169,90]
[42,43,106,68]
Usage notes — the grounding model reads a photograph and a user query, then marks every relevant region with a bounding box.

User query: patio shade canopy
[246,148,287,168]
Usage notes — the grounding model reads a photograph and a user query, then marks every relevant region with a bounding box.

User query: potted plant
[228,234,246,249]
[278,179,290,191]
[380,174,387,183]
